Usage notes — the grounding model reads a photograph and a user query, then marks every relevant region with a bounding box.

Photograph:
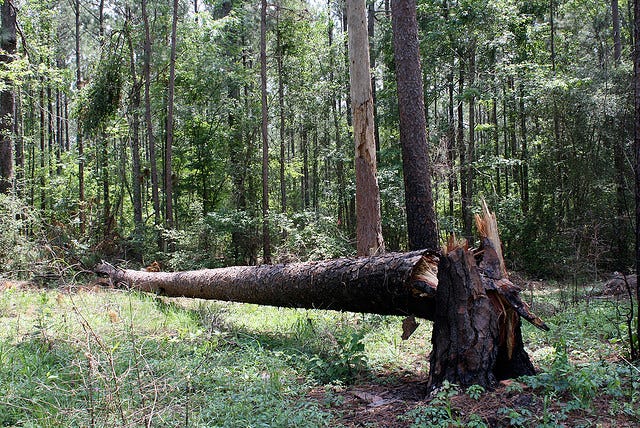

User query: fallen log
[95,250,440,319]
[95,202,547,390]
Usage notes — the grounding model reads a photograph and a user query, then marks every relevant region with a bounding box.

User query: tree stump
[427,201,539,391]
[428,248,500,390]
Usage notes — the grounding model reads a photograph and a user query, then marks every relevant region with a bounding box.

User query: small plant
[309,329,368,383]
[400,381,462,427]
[466,384,485,400]
[497,407,532,428]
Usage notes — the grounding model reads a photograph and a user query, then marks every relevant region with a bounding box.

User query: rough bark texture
[391,0,439,251]
[96,204,546,388]
[428,248,500,390]
[428,202,540,391]
[0,0,16,194]
[346,0,384,256]
[96,250,438,318]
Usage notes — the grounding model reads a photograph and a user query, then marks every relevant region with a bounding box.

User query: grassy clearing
[0,282,638,427]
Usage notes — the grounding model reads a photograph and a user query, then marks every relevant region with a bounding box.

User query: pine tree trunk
[347,0,384,256]
[0,0,16,194]
[391,0,439,251]
[96,250,439,318]
[165,0,178,232]
[142,0,161,244]
[260,0,271,264]
[428,248,500,390]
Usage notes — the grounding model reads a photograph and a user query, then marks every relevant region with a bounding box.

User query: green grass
[0,287,429,427]
[0,284,639,427]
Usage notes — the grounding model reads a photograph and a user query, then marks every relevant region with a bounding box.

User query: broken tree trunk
[95,250,439,318]
[95,203,547,391]
[427,201,543,391]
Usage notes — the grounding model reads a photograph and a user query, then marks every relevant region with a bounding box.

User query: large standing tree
[0,0,16,195]
[391,0,438,250]
[346,0,384,256]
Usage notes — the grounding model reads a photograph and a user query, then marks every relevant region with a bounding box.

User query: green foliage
[76,34,124,136]
[307,329,368,384]
[0,195,46,279]
[400,381,484,428]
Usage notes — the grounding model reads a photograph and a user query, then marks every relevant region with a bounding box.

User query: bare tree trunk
[165,0,178,232]
[633,0,640,361]
[261,0,272,264]
[98,250,439,317]
[276,14,287,214]
[465,41,476,240]
[142,0,161,245]
[0,0,16,194]
[613,0,622,63]
[457,63,470,238]
[75,0,86,233]
[368,0,379,152]
[391,0,439,251]
[346,0,384,256]
[126,15,143,234]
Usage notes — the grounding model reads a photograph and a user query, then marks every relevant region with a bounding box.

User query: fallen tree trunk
[95,250,440,319]
[95,203,547,390]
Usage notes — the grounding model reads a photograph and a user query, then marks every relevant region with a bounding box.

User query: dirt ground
[308,373,637,427]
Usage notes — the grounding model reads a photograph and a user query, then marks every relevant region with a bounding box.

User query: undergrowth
[1,281,639,426]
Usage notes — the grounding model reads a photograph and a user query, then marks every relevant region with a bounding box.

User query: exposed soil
[308,373,638,427]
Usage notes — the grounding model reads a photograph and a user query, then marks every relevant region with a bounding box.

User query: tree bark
[391,0,439,251]
[428,248,500,390]
[633,0,640,361]
[0,0,16,194]
[96,250,439,318]
[75,0,86,234]
[261,0,272,264]
[428,202,539,391]
[126,15,143,234]
[346,0,384,256]
[165,0,178,232]
[142,0,161,245]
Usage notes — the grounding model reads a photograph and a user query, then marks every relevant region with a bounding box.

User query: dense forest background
[0,0,635,279]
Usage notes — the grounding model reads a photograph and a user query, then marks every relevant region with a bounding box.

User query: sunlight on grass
[1,283,639,427]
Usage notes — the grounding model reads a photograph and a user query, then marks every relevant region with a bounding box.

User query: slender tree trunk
[447,70,455,219]
[276,17,287,214]
[165,0,178,233]
[613,0,622,63]
[465,41,476,241]
[0,0,16,194]
[328,1,347,228]
[633,0,640,361]
[126,18,143,235]
[519,83,529,213]
[39,87,46,210]
[612,0,630,269]
[75,0,86,233]
[391,0,439,250]
[261,0,272,263]
[457,62,470,238]
[142,0,161,245]
[14,88,22,195]
[347,0,384,256]
[368,0,380,152]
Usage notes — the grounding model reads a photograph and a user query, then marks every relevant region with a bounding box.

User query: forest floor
[0,274,638,427]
